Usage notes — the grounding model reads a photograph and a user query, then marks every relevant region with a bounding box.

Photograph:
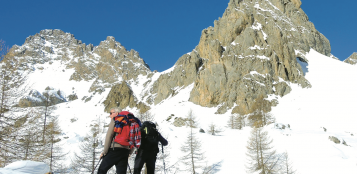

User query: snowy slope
[10,49,357,174]
[0,161,50,174]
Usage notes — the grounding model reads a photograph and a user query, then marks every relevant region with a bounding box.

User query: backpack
[113,111,141,149]
[140,121,159,152]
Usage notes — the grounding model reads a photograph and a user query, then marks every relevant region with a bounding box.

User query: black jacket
[140,132,168,153]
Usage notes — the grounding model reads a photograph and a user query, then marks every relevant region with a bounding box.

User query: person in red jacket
[97,108,141,174]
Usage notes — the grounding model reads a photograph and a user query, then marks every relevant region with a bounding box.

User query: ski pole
[128,163,132,174]
[92,156,103,174]
[161,144,166,174]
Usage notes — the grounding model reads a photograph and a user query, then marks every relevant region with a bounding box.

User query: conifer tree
[137,110,155,122]
[0,41,29,166]
[71,119,103,173]
[41,91,57,142]
[280,151,296,174]
[236,114,246,129]
[246,127,277,174]
[180,110,205,174]
[17,110,47,161]
[44,116,68,172]
[228,114,246,130]
[155,131,172,174]
[207,123,222,136]
[227,114,236,129]
[248,95,275,127]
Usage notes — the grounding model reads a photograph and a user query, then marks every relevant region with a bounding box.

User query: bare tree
[236,114,246,130]
[248,95,275,128]
[246,127,277,174]
[44,116,68,172]
[227,114,246,130]
[41,91,57,141]
[155,132,172,174]
[71,119,103,173]
[0,43,30,166]
[207,123,222,136]
[180,110,205,174]
[0,40,5,62]
[11,110,45,162]
[280,151,296,174]
[137,110,155,122]
[227,114,236,129]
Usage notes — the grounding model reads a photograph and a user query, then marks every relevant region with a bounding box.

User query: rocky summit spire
[150,0,332,115]
[344,53,357,65]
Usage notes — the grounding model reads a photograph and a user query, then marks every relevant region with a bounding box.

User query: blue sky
[1,0,356,72]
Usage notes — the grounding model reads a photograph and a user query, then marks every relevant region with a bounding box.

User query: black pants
[134,149,157,174]
[97,148,130,174]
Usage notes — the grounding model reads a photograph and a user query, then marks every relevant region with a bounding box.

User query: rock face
[344,52,357,65]
[18,88,67,107]
[328,136,340,144]
[103,82,150,113]
[9,29,151,83]
[7,0,335,115]
[150,0,331,115]
[8,29,152,108]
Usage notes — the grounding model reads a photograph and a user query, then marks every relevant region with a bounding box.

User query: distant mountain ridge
[8,29,152,109]
[6,0,345,115]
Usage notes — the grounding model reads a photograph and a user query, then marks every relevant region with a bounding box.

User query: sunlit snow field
[5,49,357,173]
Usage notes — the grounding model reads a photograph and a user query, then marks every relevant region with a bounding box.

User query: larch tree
[207,123,222,136]
[17,110,47,161]
[44,116,68,172]
[248,95,275,128]
[71,119,103,173]
[41,90,57,142]
[155,131,172,174]
[235,114,246,130]
[0,41,30,166]
[227,114,236,129]
[137,110,155,122]
[246,127,277,174]
[280,151,296,174]
[180,110,205,174]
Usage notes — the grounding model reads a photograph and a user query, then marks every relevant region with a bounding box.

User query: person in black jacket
[133,121,168,174]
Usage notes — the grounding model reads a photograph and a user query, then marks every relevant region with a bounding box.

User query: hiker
[97,108,141,174]
[134,121,168,174]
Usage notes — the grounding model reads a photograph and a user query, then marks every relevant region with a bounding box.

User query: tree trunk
[50,137,53,171]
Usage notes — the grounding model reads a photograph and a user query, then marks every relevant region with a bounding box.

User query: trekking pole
[92,156,103,174]
[161,144,166,174]
[127,163,132,174]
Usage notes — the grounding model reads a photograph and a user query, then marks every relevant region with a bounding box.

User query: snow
[160,65,176,74]
[8,48,357,173]
[249,45,265,50]
[252,22,262,30]
[0,161,50,174]
[296,57,308,75]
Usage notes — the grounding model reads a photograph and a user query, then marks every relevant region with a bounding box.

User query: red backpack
[113,111,141,149]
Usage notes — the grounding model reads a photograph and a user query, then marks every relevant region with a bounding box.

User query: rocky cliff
[149,0,332,115]
[344,53,357,65]
[6,0,336,115]
[8,29,152,110]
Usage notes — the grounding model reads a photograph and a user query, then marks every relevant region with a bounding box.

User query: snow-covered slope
[17,49,355,173]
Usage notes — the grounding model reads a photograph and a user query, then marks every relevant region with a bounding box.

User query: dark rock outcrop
[103,83,150,113]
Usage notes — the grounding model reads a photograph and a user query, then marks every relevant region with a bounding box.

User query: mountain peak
[344,52,357,65]
[149,0,331,115]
